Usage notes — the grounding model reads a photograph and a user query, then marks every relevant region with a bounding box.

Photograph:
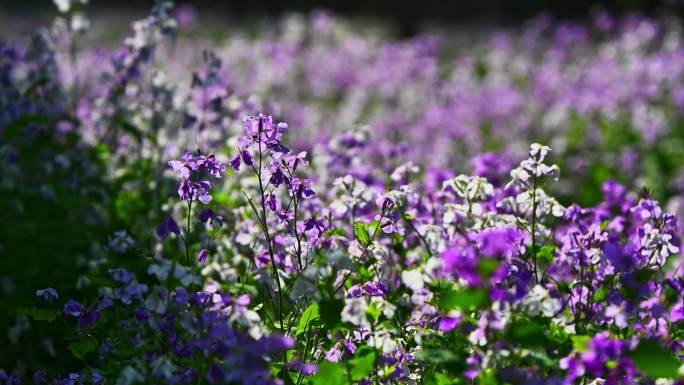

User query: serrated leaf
[312,361,347,385]
[67,336,98,359]
[297,303,320,335]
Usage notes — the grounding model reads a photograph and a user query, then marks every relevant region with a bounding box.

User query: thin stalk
[185,200,193,265]
[531,174,539,283]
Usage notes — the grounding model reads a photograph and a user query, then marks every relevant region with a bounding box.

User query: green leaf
[629,339,681,379]
[426,372,456,385]
[593,287,608,302]
[537,245,555,265]
[67,336,98,359]
[415,349,460,364]
[19,307,59,322]
[320,298,344,329]
[312,361,348,385]
[366,302,381,321]
[477,259,499,277]
[2,114,49,140]
[354,222,370,245]
[350,349,376,381]
[527,350,556,367]
[327,228,348,237]
[297,303,320,335]
[571,335,591,353]
[506,318,547,347]
[415,348,466,374]
[438,288,487,311]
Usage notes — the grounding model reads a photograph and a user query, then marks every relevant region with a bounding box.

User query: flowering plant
[1,1,684,384]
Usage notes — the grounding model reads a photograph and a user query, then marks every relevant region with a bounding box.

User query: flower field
[1,1,684,384]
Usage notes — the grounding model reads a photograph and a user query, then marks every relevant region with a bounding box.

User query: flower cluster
[2,2,684,385]
[169,151,226,204]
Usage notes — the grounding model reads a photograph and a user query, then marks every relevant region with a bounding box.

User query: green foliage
[415,348,466,375]
[297,303,321,335]
[438,288,488,311]
[629,339,681,379]
[349,348,376,381]
[506,318,547,347]
[353,222,371,246]
[571,335,592,353]
[312,361,347,385]
[18,307,59,322]
[67,336,98,360]
[319,298,344,329]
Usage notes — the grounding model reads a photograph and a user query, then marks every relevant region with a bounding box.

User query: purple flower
[264,193,278,211]
[241,149,253,166]
[290,177,315,198]
[198,248,209,264]
[206,364,225,384]
[91,372,104,385]
[476,228,523,258]
[168,150,225,204]
[32,370,46,384]
[229,153,241,171]
[135,308,151,321]
[441,243,480,286]
[175,287,189,305]
[36,287,58,301]
[64,299,84,317]
[438,316,461,332]
[157,217,181,240]
[262,334,296,352]
[77,309,101,330]
[284,151,308,172]
[269,166,289,187]
[109,268,133,284]
[198,208,224,228]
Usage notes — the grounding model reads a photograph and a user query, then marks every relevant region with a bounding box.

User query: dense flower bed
[1,1,683,384]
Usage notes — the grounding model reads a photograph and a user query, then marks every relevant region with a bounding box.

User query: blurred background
[1,0,682,38]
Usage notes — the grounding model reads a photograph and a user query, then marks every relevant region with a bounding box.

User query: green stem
[186,200,192,265]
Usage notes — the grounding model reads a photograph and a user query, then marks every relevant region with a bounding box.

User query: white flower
[148,259,172,281]
[54,0,71,12]
[522,285,561,317]
[402,269,424,292]
[341,297,369,327]
[529,143,552,162]
[109,230,135,253]
[391,161,419,182]
[641,224,679,264]
[70,13,90,32]
[443,175,494,201]
[116,366,145,385]
[54,0,87,13]
[369,328,398,353]
[588,378,606,385]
